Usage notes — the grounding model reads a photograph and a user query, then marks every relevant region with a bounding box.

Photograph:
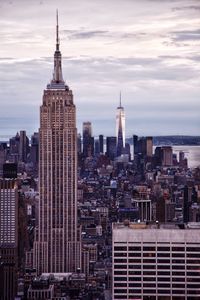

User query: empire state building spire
[56,10,59,51]
[51,10,64,86]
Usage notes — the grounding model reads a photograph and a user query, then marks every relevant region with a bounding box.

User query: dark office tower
[156,196,166,223]
[183,185,189,223]
[133,135,138,156]
[154,146,163,166]
[19,130,29,162]
[9,132,20,162]
[124,142,131,160]
[106,137,117,161]
[95,140,100,155]
[191,187,198,203]
[99,134,104,154]
[139,137,147,157]
[179,151,185,163]
[82,121,94,157]
[77,133,82,155]
[33,13,81,274]
[0,177,18,300]
[146,136,153,157]
[0,144,7,177]
[116,94,125,157]
[89,136,94,157]
[30,132,39,166]
[179,151,188,169]
[3,163,17,179]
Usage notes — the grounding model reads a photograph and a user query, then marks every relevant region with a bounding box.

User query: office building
[9,132,20,163]
[30,132,39,167]
[113,222,200,300]
[82,121,94,157]
[19,130,29,163]
[162,146,173,166]
[133,135,138,156]
[0,170,18,300]
[134,136,153,158]
[94,139,100,155]
[146,136,153,157]
[106,137,117,161]
[132,198,152,221]
[0,144,7,176]
[3,163,17,179]
[33,13,81,274]
[116,93,125,156]
[77,133,82,155]
[154,146,163,166]
[99,134,104,154]
[124,142,131,160]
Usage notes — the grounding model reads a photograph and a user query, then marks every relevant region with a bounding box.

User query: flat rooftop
[113,222,200,243]
[113,221,200,230]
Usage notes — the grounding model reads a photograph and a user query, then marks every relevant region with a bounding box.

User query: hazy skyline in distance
[0,0,200,137]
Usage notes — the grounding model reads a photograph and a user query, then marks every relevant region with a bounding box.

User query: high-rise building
[154,146,163,166]
[9,132,20,163]
[3,163,17,179]
[99,134,104,154]
[82,121,94,157]
[183,185,190,223]
[33,12,81,274]
[94,139,100,155]
[134,136,153,158]
[77,133,82,155]
[133,135,138,155]
[19,130,29,162]
[106,137,117,161]
[124,142,131,160]
[0,165,18,300]
[0,144,7,176]
[116,93,125,156]
[30,132,39,167]
[162,146,173,166]
[146,136,153,157]
[113,222,200,300]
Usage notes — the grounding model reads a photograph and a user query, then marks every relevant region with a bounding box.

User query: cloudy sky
[0,0,200,138]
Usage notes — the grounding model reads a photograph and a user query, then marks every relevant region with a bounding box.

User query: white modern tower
[116,92,125,156]
[33,12,81,274]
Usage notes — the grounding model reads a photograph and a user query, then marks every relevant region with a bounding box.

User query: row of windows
[114,246,200,251]
[114,258,200,264]
[114,288,199,294]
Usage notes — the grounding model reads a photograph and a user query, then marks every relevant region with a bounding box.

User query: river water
[130,145,200,168]
[172,145,200,169]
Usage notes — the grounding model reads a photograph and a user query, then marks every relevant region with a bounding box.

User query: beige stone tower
[33,12,81,274]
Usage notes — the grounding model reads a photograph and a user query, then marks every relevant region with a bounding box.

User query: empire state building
[33,13,81,274]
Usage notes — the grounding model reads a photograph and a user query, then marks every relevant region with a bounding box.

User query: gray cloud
[62,29,148,42]
[171,29,200,42]
[172,5,200,11]
[62,29,109,40]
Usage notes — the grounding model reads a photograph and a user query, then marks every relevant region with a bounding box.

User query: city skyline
[0,0,200,136]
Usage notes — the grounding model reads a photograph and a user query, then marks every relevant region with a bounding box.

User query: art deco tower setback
[33,13,81,274]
